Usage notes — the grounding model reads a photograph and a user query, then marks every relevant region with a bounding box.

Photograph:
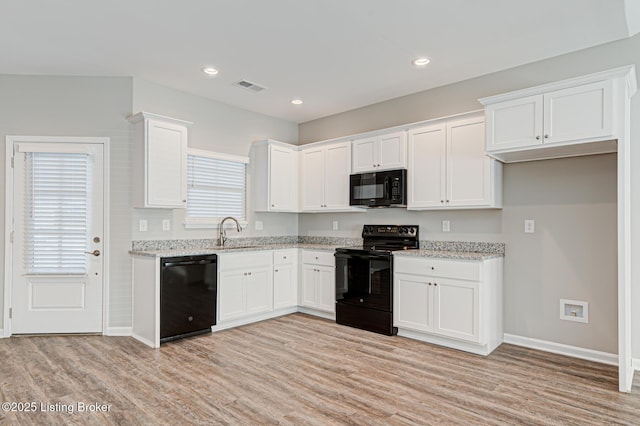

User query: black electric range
[334,225,419,335]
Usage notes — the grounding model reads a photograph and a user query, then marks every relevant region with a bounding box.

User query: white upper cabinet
[408,114,502,210]
[352,131,407,173]
[252,140,298,212]
[479,67,635,163]
[300,141,357,212]
[129,112,191,208]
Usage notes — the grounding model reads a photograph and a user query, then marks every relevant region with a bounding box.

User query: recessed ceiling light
[202,67,219,76]
[290,99,303,105]
[412,57,431,67]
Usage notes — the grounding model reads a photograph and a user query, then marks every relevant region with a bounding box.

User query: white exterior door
[10,139,105,334]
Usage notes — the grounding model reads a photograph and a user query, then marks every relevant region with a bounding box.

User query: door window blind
[186,152,247,226]
[24,152,91,275]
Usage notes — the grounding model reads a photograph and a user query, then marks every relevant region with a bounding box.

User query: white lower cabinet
[299,250,335,313]
[393,255,503,355]
[218,251,273,323]
[273,249,298,310]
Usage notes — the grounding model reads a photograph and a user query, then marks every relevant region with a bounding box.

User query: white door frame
[3,135,110,337]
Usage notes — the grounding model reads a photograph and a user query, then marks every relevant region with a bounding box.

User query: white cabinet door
[218,270,246,322]
[300,264,318,308]
[130,112,191,208]
[394,273,433,332]
[446,117,492,207]
[433,278,480,343]
[352,132,407,173]
[485,94,543,151]
[300,148,325,210]
[273,250,298,310]
[377,131,407,170]
[352,137,377,173]
[146,119,188,208]
[323,142,351,210]
[407,123,446,208]
[269,144,297,211]
[544,80,614,144]
[316,265,335,313]
[245,267,273,315]
[273,263,297,310]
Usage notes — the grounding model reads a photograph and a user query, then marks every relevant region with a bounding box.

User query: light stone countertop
[129,243,344,258]
[392,249,503,261]
[131,244,503,260]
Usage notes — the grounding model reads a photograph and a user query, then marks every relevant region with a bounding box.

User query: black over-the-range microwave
[349,168,407,208]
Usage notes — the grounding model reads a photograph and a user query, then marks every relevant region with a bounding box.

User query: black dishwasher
[160,254,217,343]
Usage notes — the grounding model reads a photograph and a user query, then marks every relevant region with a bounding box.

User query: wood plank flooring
[1,313,639,425]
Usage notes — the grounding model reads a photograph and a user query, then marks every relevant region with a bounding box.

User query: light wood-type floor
[1,313,639,425]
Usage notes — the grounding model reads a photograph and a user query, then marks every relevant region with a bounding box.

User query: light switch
[255,220,264,231]
[139,219,148,232]
[162,219,171,231]
[442,220,450,232]
[332,221,339,231]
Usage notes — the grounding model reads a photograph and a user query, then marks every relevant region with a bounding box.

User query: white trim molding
[504,334,618,366]
[105,327,132,337]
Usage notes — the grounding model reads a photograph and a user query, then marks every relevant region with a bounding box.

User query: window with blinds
[24,152,91,275]
[185,150,248,227]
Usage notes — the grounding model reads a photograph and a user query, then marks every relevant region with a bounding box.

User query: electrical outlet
[524,219,535,233]
[139,219,148,232]
[162,219,171,231]
[255,220,264,231]
[442,220,450,232]
[332,221,339,231]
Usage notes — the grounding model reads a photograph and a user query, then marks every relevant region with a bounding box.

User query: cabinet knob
[440,200,444,203]
[275,269,279,272]
[446,200,450,203]
[283,256,287,259]
[182,199,187,203]
[434,283,438,286]
[428,282,432,286]
[272,204,275,207]
[536,136,541,140]
[377,164,381,167]
[248,272,252,276]
[431,266,435,270]
[544,134,549,139]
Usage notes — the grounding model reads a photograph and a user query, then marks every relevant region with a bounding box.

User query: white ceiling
[1,0,638,123]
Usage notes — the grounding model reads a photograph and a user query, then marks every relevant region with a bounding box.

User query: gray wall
[0,75,134,329]
[131,79,300,241]
[299,34,640,355]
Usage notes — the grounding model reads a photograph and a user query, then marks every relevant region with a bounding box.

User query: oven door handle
[335,252,390,260]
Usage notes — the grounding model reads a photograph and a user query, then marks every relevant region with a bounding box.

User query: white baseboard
[503,333,618,366]
[105,327,132,336]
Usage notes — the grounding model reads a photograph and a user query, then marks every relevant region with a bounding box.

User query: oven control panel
[362,225,418,237]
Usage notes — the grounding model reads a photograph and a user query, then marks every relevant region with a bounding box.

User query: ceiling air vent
[233,79,267,93]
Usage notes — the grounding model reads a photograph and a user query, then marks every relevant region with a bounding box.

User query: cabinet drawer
[394,256,480,281]
[273,249,298,265]
[219,251,272,271]
[302,250,335,266]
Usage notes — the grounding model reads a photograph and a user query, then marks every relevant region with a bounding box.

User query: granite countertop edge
[130,244,504,260]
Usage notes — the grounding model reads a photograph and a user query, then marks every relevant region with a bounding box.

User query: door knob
[85,250,101,257]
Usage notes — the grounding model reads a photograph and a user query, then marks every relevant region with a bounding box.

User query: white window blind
[24,152,91,275]
[186,151,248,226]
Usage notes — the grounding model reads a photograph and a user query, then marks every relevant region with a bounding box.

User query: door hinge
[10,156,14,168]
[9,308,12,319]
[10,231,14,244]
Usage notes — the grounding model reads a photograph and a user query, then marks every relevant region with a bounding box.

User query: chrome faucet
[218,216,242,247]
